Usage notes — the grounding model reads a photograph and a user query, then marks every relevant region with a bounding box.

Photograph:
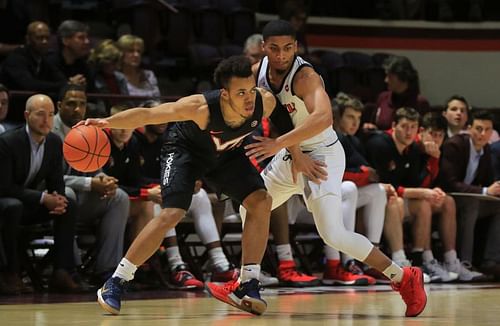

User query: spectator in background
[243,34,264,65]
[52,84,130,285]
[368,56,429,131]
[88,39,128,116]
[48,20,92,91]
[442,95,499,143]
[116,34,160,101]
[88,39,127,96]
[441,110,500,277]
[442,95,470,140]
[0,21,68,122]
[0,84,10,134]
[0,94,80,293]
[366,107,458,283]
[103,104,156,244]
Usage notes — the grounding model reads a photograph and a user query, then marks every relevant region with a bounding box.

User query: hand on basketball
[74,118,109,129]
[245,136,283,162]
[290,150,327,184]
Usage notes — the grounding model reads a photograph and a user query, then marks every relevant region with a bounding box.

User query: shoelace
[108,279,126,296]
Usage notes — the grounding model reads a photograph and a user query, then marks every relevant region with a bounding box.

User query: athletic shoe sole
[97,288,120,315]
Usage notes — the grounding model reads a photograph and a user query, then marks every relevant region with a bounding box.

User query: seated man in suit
[0,94,80,292]
[52,84,129,285]
[441,110,500,276]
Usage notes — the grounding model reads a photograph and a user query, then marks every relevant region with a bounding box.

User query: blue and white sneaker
[97,277,128,315]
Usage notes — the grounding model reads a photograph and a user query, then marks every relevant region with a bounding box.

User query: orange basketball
[63,125,111,172]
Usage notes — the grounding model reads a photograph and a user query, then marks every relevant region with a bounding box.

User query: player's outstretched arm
[76,94,209,129]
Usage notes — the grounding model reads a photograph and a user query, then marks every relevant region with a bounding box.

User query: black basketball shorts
[160,144,266,210]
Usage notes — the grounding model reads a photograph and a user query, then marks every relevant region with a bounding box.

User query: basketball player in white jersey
[240,20,427,317]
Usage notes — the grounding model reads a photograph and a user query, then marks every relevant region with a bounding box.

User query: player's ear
[220,88,229,100]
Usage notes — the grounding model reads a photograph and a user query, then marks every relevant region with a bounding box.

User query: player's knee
[244,189,272,215]
[341,181,358,202]
[156,208,185,230]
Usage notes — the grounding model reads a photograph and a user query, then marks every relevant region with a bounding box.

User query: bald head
[25,94,55,138]
[26,21,50,54]
[27,21,48,35]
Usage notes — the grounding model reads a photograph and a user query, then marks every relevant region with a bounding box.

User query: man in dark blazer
[0,94,80,292]
[0,22,68,122]
[441,110,500,276]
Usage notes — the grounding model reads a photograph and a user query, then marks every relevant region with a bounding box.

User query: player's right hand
[290,151,327,184]
[73,118,109,129]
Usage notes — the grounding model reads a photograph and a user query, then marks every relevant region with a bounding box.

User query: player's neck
[220,99,247,128]
[268,65,291,89]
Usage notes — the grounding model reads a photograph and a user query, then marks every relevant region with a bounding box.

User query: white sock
[383,262,404,283]
[392,249,407,263]
[240,264,260,282]
[276,244,294,262]
[422,250,434,264]
[208,247,230,271]
[166,246,185,271]
[112,258,137,281]
[444,250,458,264]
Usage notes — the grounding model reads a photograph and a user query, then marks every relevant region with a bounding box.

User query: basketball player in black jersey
[79,55,325,316]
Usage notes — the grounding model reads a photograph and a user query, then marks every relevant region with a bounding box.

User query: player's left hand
[245,136,283,162]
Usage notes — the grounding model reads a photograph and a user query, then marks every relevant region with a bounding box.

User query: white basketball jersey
[257,56,337,150]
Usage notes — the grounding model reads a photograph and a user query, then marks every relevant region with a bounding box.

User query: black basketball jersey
[165,89,264,160]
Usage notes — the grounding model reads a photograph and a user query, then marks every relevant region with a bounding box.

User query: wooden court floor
[0,284,499,326]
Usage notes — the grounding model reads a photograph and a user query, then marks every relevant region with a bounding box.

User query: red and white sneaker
[206,278,267,315]
[278,260,321,287]
[391,267,427,317]
[168,264,204,290]
[323,260,376,285]
[211,266,239,283]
